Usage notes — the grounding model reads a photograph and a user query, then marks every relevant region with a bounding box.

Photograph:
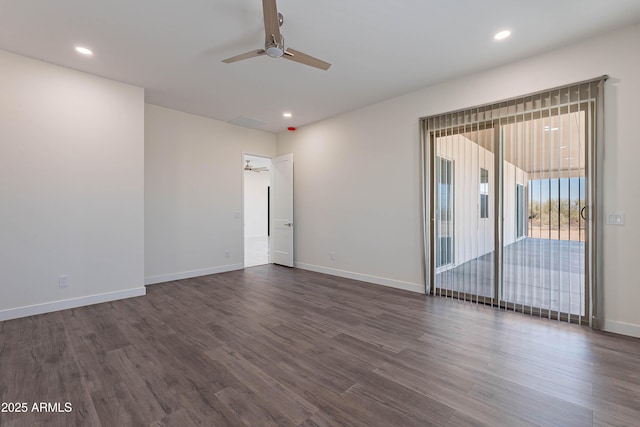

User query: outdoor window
[480,168,489,218]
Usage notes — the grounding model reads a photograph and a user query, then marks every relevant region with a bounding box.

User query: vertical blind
[420,77,606,328]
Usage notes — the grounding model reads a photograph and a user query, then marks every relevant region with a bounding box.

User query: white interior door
[271,153,294,267]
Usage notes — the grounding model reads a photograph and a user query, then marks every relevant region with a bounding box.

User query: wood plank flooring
[1,265,640,426]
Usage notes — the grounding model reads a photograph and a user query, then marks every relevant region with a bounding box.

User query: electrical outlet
[329,252,335,261]
[225,250,231,259]
[58,275,69,288]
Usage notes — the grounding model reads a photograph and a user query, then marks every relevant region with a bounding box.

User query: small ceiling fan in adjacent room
[222,0,331,70]
[244,160,270,173]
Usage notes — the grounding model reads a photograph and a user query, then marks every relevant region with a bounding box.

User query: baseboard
[295,262,424,294]
[604,320,640,339]
[0,287,147,322]
[145,263,244,285]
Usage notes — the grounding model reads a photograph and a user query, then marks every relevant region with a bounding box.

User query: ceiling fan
[222,0,331,70]
[244,160,270,173]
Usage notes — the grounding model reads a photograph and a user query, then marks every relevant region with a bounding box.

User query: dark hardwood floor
[1,265,640,426]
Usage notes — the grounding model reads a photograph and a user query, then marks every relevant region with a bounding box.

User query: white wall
[244,168,271,238]
[145,105,276,284]
[436,135,496,268]
[0,50,145,320]
[416,134,526,269]
[277,107,424,293]
[277,24,640,337]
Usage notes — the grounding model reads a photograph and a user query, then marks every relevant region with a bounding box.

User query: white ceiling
[1,1,640,133]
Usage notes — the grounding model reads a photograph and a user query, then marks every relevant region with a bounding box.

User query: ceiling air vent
[229,116,267,129]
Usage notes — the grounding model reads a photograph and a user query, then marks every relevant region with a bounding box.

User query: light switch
[58,275,69,288]
[606,212,625,225]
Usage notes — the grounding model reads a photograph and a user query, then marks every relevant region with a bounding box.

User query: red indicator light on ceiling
[287,127,296,131]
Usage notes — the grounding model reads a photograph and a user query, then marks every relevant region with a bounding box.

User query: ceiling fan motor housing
[265,41,284,58]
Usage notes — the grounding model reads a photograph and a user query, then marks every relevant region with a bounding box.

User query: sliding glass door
[501,108,587,320]
[421,78,605,326]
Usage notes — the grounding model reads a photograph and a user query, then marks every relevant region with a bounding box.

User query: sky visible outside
[529,177,585,202]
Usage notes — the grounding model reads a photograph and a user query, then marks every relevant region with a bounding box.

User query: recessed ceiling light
[494,30,511,41]
[283,112,292,118]
[544,126,559,131]
[75,46,93,56]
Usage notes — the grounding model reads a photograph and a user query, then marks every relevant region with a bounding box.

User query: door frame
[241,152,273,268]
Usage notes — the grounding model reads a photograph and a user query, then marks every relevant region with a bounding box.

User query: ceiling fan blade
[222,49,266,64]
[283,48,331,70]
[262,0,281,41]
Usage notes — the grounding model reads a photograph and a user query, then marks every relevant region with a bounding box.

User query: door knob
[285,222,293,227]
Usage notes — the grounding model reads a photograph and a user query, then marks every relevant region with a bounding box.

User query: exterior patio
[435,238,585,317]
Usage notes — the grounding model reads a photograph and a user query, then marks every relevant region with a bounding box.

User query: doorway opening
[243,154,272,267]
